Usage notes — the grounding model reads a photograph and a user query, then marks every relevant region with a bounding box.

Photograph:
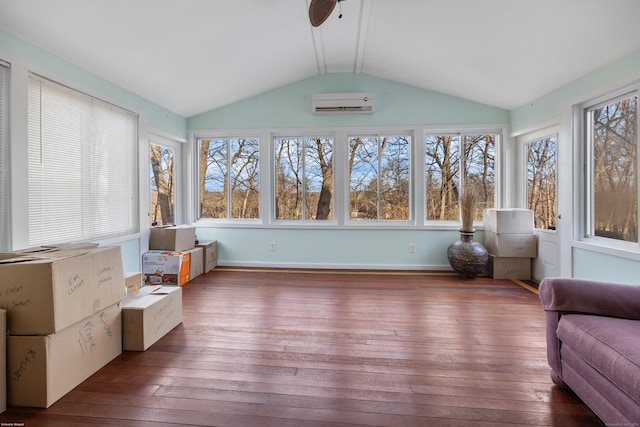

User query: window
[27,74,138,246]
[274,136,333,220]
[0,61,8,250]
[425,135,460,221]
[198,137,260,220]
[348,134,411,221]
[425,133,496,222]
[194,127,501,227]
[150,142,175,226]
[527,135,557,230]
[586,91,638,243]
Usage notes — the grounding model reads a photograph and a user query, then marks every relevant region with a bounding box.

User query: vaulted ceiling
[1,0,639,118]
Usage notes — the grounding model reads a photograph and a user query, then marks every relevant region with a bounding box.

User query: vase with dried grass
[447,190,488,278]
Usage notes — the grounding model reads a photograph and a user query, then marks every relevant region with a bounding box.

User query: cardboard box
[484,232,537,258]
[142,251,191,286]
[487,255,531,279]
[187,247,204,280]
[196,240,218,272]
[122,286,182,351]
[14,242,100,254]
[0,310,5,414]
[124,271,143,295]
[7,303,122,408]
[0,246,126,335]
[483,209,534,234]
[149,225,195,252]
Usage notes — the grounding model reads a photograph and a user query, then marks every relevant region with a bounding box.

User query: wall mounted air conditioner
[311,92,375,114]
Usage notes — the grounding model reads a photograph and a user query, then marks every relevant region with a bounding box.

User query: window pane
[275,137,303,220]
[590,94,638,242]
[425,135,460,221]
[349,135,410,221]
[349,136,379,220]
[304,137,333,220]
[275,136,333,221]
[463,134,495,221]
[230,138,260,219]
[380,136,410,220]
[199,138,228,219]
[527,136,557,230]
[150,143,175,226]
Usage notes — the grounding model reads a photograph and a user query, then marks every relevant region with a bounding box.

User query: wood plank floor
[0,268,603,426]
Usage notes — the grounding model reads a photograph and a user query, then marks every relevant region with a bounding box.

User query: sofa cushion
[557,314,640,406]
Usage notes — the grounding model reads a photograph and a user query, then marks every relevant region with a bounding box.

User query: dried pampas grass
[460,189,477,231]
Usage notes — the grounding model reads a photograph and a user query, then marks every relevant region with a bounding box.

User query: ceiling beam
[354,0,373,73]
[306,0,328,74]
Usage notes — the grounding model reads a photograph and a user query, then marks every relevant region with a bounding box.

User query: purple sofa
[539,277,640,425]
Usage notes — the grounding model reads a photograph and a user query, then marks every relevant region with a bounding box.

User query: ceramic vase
[447,229,488,278]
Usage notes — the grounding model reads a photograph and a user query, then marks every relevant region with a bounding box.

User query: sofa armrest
[539,277,640,320]
[539,277,640,387]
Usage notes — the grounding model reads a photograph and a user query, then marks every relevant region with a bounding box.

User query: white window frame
[523,132,558,232]
[0,60,9,251]
[345,131,414,225]
[190,124,506,229]
[423,129,501,228]
[149,132,184,227]
[195,132,263,223]
[580,84,640,252]
[272,133,336,224]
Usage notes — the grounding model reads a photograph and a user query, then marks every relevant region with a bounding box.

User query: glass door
[519,128,559,280]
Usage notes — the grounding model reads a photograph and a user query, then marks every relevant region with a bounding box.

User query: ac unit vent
[312,92,375,115]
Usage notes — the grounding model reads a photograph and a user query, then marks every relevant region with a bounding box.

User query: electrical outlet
[270,242,277,251]
[409,243,416,253]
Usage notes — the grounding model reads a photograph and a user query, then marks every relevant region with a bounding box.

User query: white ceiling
[1,0,639,118]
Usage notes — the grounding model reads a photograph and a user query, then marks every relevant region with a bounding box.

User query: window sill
[573,238,640,262]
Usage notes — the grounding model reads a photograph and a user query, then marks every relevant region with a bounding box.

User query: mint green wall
[511,49,640,133]
[118,238,142,272]
[188,73,510,129]
[511,48,640,282]
[190,74,502,270]
[0,30,186,136]
[196,228,475,270]
[573,248,640,285]
[0,30,186,269]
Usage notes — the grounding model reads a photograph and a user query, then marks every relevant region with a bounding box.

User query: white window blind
[27,74,139,246]
[0,61,8,250]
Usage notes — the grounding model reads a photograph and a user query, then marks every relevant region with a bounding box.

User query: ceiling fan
[309,0,345,27]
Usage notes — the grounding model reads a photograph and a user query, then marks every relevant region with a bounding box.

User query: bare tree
[426,135,460,221]
[311,138,333,220]
[199,137,259,219]
[527,137,557,230]
[150,143,174,225]
[592,96,638,241]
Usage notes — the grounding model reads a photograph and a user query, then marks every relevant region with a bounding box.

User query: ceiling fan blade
[309,0,337,27]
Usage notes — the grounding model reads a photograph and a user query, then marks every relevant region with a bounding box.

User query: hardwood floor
[0,268,603,426]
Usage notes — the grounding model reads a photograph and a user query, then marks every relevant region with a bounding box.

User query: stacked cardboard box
[483,209,537,280]
[142,250,192,286]
[121,285,183,351]
[0,245,126,407]
[144,225,202,286]
[124,271,143,295]
[196,240,218,273]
